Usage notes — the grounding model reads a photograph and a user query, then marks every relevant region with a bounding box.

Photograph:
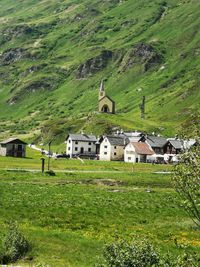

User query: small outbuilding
[0,138,27,157]
[124,142,154,163]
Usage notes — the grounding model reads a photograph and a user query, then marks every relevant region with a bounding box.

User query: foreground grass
[0,166,199,266]
[0,147,172,173]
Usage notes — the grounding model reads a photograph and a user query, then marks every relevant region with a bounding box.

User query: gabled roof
[0,138,27,145]
[131,142,154,155]
[167,139,183,150]
[66,134,97,142]
[98,95,115,104]
[106,135,127,146]
[140,135,167,148]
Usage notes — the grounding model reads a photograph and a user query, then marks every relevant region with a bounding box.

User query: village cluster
[65,131,197,164]
[0,132,197,164]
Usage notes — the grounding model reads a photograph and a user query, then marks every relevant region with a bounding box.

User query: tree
[172,145,200,227]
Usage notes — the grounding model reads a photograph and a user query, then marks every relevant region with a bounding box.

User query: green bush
[0,223,30,264]
[98,239,199,267]
[98,240,159,267]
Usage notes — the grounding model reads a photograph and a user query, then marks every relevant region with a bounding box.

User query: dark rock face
[120,42,163,72]
[0,48,28,65]
[76,50,113,79]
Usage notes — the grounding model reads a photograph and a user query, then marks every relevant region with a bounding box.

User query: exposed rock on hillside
[76,50,113,79]
[120,43,163,72]
[0,48,29,65]
[8,77,62,104]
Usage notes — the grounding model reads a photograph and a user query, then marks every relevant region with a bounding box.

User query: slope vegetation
[0,0,200,142]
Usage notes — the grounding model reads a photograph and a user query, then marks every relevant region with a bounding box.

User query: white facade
[124,143,138,163]
[66,135,97,158]
[99,137,125,161]
[124,142,154,163]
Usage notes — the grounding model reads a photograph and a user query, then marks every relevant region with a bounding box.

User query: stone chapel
[98,80,115,114]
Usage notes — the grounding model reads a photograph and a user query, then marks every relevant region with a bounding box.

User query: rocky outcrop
[0,25,39,45]
[8,77,61,105]
[0,48,29,65]
[120,43,163,72]
[76,50,113,79]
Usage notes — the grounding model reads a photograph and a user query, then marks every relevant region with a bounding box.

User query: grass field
[0,151,199,266]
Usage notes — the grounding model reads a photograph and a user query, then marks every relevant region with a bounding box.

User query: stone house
[139,134,168,154]
[124,142,154,163]
[0,138,27,157]
[98,80,115,114]
[99,135,128,161]
[66,134,98,158]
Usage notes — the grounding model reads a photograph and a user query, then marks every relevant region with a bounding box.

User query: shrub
[98,239,160,267]
[0,223,30,264]
[97,239,200,267]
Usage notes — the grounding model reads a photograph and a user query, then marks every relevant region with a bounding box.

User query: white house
[65,134,97,158]
[99,135,128,161]
[124,142,154,163]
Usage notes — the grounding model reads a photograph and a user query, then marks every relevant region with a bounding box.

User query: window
[75,141,78,144]
[114,146,117,149]
[75,147,78,151]
[104,145,108,149]
[88,148,91,152]
[69,140,71,143]
[68,147,70,151]
[104,152,107,155]
[88,142,91,145]
[128,157,131,160]
[114,152,117,156]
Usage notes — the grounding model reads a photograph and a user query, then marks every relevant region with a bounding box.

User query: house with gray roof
[99,135,128,161]
[164,139,183,155]
[65,133,98,158]
[139,135,168,155]
[0,138,27,157]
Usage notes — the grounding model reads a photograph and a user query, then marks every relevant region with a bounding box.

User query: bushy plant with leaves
[98,239,160,267]
[0,223,31,264]
[97,239,199,267]
[172,145,200,227]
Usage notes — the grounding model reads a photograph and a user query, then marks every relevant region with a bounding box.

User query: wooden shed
[0,138,27,157]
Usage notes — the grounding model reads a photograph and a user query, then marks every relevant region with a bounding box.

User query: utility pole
[48,140,52,171]
[139,96,146,119]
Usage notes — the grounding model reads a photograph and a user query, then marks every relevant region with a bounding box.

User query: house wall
[110,145,124,161]
[0,145,7,156]
[99,139,111,161]
[124,144,137,163]
[66,138,96,158]
[98,97,115,113]
[0,143,26,157]
[99,138,124,161]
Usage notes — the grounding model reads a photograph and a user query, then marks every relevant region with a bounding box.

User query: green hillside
[0,0,200,143]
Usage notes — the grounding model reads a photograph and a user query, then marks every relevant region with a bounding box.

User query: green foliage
[98,239,159,267]
[0,222,30,264]
[98,239,200,267]
[172,146,200,227]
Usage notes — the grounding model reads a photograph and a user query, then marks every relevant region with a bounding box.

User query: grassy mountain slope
[0,0,200,144]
